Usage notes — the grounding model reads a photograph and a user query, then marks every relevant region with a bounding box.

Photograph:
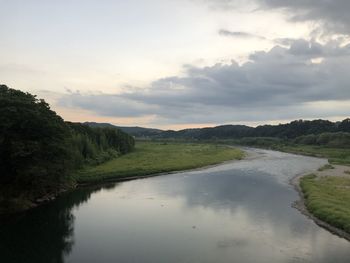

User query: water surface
[1,149,350,263]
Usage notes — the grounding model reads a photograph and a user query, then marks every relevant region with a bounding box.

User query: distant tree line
[0,85,134,206]
[229,132,350,148]
[293,132,350,148]
[155,119,350,140]
[68,122,135,167]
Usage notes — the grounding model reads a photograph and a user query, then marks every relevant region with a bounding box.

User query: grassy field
[274,145,350,166]
[76,142,244,184]
[300,174,350,233]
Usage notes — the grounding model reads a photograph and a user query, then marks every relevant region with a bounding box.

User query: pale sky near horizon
[1,0,349,129]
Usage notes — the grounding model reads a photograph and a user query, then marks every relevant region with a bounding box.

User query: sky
[1,0,349,130]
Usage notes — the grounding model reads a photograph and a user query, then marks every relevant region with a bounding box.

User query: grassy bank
[300,174,350,233]
[274,145,350,165]
[182,137,350,166]
[76,142,244,184]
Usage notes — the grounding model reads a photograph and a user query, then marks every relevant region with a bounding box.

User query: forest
[0,85,134,211]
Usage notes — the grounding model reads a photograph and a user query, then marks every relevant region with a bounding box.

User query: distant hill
[158,125,254,140]
[85,118,350,140]
[84,122,163,137]
[156,119,350,140]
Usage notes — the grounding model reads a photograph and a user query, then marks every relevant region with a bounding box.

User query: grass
[275,145,350,166]
[75,141,244,184]
[300,174,350,233]
[317,164,335,171]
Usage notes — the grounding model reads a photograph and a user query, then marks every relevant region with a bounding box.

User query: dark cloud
[286,39,350,57]
[219,29,266,40]
[60,93,158,118]
[258,0,350,34]
[59,39,350,125]
[208,0,350,35]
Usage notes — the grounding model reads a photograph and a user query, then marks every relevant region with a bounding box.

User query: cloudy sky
[1,0,349,129]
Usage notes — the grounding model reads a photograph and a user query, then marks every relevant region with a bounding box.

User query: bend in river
[1,148,350,263]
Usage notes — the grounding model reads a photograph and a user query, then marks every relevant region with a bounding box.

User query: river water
[1,148,350,263]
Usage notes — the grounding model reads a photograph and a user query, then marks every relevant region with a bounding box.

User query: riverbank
[240,143,350,241]
[198,137,350,166]
[271,145,350,166]
[0,142,244,215]
[236,141,350,240]
[291,165,350,242]
[75,142,244,184]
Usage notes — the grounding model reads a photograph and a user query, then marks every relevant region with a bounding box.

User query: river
[1,148,350,263]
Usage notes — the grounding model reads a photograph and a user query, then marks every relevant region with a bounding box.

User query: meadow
[76,141,244,184]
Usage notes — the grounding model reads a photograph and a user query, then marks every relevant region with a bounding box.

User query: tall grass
[300,174,350,233]
[76,142,244,183]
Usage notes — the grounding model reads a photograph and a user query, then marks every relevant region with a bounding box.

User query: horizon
[1,0,350,129]
[86,117,349,132]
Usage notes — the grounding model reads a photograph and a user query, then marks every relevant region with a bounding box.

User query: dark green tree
[0,85,135,211]
[0,85,71,199]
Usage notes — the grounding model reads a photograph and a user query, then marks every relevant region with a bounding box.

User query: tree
[0,85,71,197]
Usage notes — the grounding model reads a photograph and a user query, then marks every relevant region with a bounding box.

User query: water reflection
[0,184,115,263]
[1,149,350,263]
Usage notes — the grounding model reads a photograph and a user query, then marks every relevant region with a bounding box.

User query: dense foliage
[294,132,350,148]
[0,85,71,199]
[0,85,134,206]
[68,122,135,168]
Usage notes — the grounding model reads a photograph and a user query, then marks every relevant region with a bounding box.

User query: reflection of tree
[0,183,118,263]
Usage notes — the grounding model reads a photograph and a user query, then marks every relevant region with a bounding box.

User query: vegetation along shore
[291,165,350,241]
[76,141,243,184]
[0,85,243,214]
